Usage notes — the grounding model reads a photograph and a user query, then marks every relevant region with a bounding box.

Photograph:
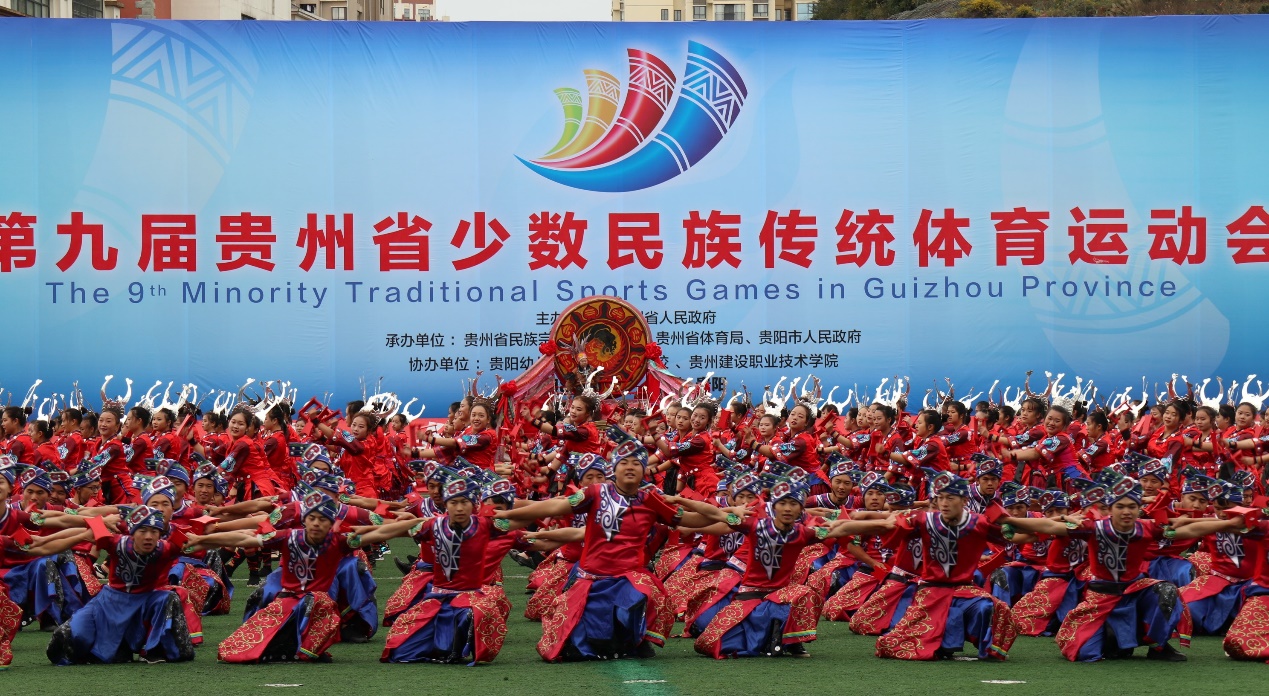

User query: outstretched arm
[823,516,896,540]
[355,517,421,545]
[185,530,263,551]
[495,497,573,522]
[1169,515,1244,540]
[1003,515,1072,537]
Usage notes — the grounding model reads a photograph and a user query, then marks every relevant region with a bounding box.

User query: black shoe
[635,641,657,658]
[247,570,262,587]
[394,556,414,575]
[933,647,957,660]
[510,550,535,569]
[1147,643,1187,662]
[785,642,810,658]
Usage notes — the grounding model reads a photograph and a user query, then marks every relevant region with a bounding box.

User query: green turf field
[3,538,1263,695]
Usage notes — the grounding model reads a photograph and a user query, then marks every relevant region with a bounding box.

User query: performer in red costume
[1006,470,1194,662]
[495,427,734,661]
[875,471,1019,661]
[380,475,527,664]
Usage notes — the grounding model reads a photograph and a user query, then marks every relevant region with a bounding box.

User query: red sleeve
[261,532,289,552]
[568,484,596,514]
[643,490,680,525]
[261,435,280,458]
[330,431,365,455]
[411,518,436,544]
[455,430,494,454]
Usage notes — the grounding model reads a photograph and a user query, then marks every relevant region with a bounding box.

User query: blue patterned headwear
[142,476,178,505]
[301,491,340,522]
[164,463,191,487]
[1233,469,1257,491]
[18,466,53,493]
[442,477,482,504]
[768,477,807,506]
[301,467,343,494]
[127,504,168,532]
[300,443,331,465]
[1084,468,1143,506]
[572,453,611,483]
[886,484,917,507]
[606,426,649,468]
[484,478,516,504]
[927,470,971,498]
[731,471,763,496]
[1182,473,1223,501]
[826,453,858,481]
[998,482,1030,508]
[47,469,70,489]
[70,462,102,490]
[1218,479,1245,505]
[1037,489,1070,511]
[971,453,1003,479]
[858,471,893,494]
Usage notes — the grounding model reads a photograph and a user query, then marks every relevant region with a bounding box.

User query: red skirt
[384,568,432,626]
[663,554,706,616]
[0,585,19,669]
[790,545,830,586]
[525,559,573,621]
[876,585,1018,661]
[536,570,673,662]
[218,592,341,663]
[824,570,884,622]
[381,586,509,664]
[848,576,915,635]
[693,584,822,659]
[1224,594,1269,660]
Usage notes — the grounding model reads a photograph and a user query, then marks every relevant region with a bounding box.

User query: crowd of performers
[3,372,1269,670]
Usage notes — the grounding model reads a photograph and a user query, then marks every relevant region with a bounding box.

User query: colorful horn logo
[519,42,747,193]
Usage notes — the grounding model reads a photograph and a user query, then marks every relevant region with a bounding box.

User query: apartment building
[613,0,818,21]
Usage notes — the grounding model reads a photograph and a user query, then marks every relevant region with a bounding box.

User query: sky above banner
[1,17,1265,406]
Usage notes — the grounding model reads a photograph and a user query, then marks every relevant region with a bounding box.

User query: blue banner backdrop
[1,17,1263,404]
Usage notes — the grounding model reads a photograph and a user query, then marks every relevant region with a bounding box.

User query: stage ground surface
[5,538,1262,695]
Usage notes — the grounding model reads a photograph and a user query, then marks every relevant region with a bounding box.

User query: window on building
[300,3,315,11]
[693,5,705,19]
[13,0,51,16]
[796,2,816,19]
[420,6,430,17]
[660,8,668,19]
[332,5,346,18]
[775,8,784,19]
[403,7,410,17]
[715,2,744,20]
[674,9,681,19]
[71,0,102,17]
[752,2,767,17]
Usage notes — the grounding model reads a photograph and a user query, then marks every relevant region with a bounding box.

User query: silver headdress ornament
[794,374,820,417]
[872,376,908,410]
[680,372,719,410]
[360,391,402,420]
[35,393,59,422]
[101,375,133,411]
[398,397,426,421]
[211,390,234,417]
[1240,374,1269,411]
[580,366,618,402]
[760,376,785,412]
[21,379,42,411]
[724,383,749,410]
[820,384,853,413]
[1195,379,1223,410]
